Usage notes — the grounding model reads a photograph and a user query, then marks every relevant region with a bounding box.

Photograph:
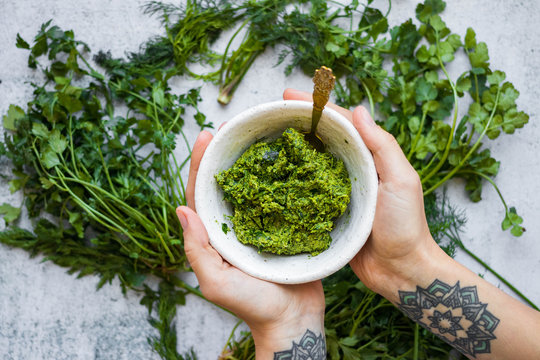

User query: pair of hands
[176,88,439,351]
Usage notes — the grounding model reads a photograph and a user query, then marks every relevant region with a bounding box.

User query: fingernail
[360,107,376,127]
[176,207,188,230]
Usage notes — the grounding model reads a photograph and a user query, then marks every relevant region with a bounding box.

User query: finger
[186,131,213,210]
[283,88,352,121]
[352,106,416,182]
[218,121,228,131]
[177,206,225,284]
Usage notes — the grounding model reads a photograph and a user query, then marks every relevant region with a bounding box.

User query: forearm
[251,314,326,359]
[379,240,540,359]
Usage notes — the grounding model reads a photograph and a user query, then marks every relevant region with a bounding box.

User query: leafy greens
[0,0,534,359]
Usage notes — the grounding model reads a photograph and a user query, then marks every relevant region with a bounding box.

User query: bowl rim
[194,100,378,283]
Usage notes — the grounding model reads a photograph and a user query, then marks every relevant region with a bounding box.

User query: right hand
[346,105,442,297]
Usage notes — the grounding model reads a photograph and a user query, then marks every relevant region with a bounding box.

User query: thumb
[352,106,415,182]
[177,206,224,283]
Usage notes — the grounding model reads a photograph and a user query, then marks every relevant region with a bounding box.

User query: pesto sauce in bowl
[215,127,351,256]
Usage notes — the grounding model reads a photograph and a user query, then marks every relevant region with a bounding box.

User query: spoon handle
[311,66,336,133]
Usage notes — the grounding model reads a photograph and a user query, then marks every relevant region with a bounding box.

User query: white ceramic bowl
[195,100,377,284]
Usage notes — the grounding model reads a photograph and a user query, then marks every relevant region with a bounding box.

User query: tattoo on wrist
[398,279,499,357]
[273,329,326,360]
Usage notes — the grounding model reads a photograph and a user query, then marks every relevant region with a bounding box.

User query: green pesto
[221,223,230,234]
[215,128,351,255]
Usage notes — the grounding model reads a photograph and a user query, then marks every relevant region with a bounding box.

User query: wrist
[377,238,452,303]
[250,310,325,358]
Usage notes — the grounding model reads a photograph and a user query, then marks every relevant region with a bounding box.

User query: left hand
[176,129,325,355]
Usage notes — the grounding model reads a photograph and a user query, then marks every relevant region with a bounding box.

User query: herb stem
[464,48,481,103]
[219,19,249,86]
[407,110,428,161]
[423,87,501,196]
[413,323,419,360]
[385,0,392,18]
[148,207,167,233]
[96,144,119,197]
[218,44,262,104]
[421,32,459,185]
[165,105,185,134]
[157,232,175,263]
[162,203,170,237]
[112,83,175,123]
[222,320,244,356]
[57,169,164,236]
[360,80,375,118]
[67,116,80,178]
[325,293,351,316]
[139,176,178,213]
[54,168,160,257]
[457,170,508,211]
[178,128,192,157]
[421,153,439,176]
[355,331,388,351]
[349,291,376,337]
[448,233,539,310]
[169,151,189,205]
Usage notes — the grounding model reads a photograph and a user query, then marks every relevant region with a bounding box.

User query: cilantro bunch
[380,3,528,237]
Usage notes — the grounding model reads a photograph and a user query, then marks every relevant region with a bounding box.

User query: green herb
[0,203,21,224]
[143,0,527,238]
[216,128,351,255]
[145,0,391,105]
[141,280,194,360]
[379,6,528,239]
[0,20,208,359]
[1,20,214,280]
[1,0,535,358]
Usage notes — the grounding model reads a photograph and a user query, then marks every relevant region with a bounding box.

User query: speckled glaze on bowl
[194,100,377,284]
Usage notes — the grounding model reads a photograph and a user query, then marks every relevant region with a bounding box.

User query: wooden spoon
[304,66,336,152]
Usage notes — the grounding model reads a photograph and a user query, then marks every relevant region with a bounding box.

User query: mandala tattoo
[273,329,326,360]
[398,279,500,357]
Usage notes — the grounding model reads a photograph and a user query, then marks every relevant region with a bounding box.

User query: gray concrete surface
[1,0,539,359]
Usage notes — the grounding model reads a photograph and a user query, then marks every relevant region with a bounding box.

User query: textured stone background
[0,0,539,359]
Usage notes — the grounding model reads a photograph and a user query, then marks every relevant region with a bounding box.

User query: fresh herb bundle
[1,20,209,282]
[140,0,527,237]
[1,20,209,359]
[0,0,535,359]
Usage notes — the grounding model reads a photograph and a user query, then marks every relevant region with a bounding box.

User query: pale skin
[177,88,540,359]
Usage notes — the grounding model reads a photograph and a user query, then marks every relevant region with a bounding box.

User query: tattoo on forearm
[273,329,326,360]
[398,279,499,357]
